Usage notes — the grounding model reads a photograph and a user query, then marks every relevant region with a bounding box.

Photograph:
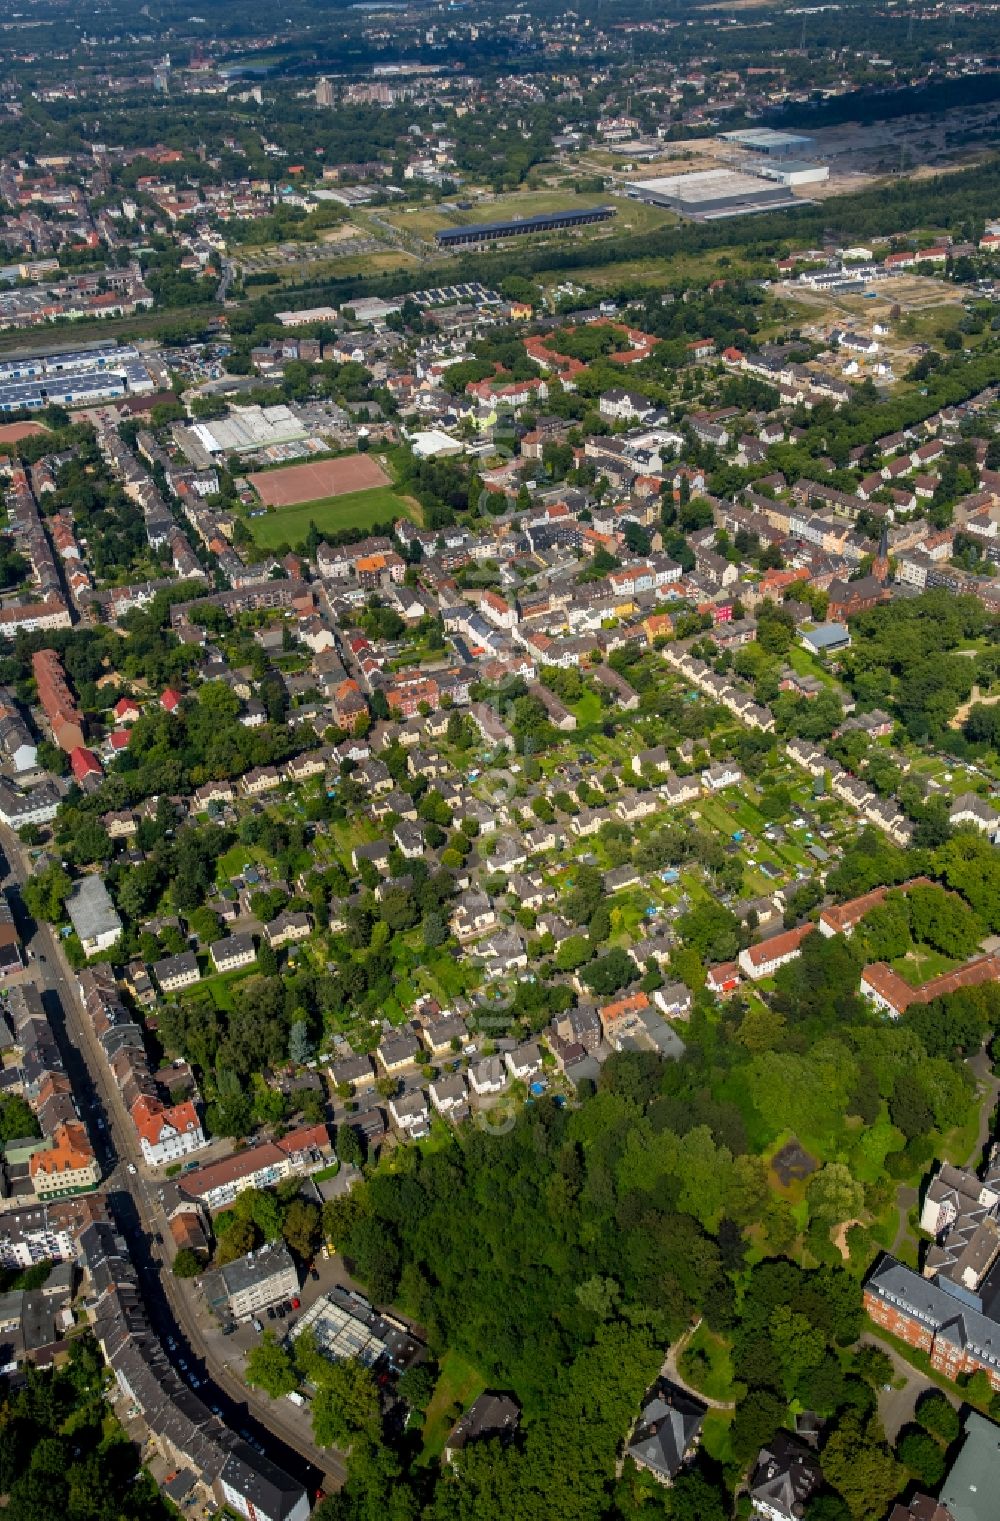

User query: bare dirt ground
[248,452,390,507]
[834,1217,865,1261]
[951,688,1000,730]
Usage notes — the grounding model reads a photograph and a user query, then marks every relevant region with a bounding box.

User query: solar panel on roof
[436,205,615,244]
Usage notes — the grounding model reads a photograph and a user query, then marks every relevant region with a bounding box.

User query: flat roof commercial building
[0,344,155,414]
[939,1410,1000,1521]
[720,127,815,156]
[290,1284,422,1373]
[756,160,829,187]
[436,205,615,248]
[202,1242,298,1322]
[188,404,308,456]
[65,875,123,957]
[624,170,801,221]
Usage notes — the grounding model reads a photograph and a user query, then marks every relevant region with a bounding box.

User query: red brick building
[864,1255,1000,1391]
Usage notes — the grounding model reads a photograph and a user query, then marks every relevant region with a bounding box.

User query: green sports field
[247,485,416,547]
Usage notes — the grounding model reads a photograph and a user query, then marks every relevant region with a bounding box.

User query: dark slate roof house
[749,1431,823,1521]
[626,1379,705,1484]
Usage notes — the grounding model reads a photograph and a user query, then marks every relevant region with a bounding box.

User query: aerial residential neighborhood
[0,1,1000,1519]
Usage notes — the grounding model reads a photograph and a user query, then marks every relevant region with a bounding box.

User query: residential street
[0,824,346,1492]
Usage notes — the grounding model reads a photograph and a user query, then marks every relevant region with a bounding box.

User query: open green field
[382,188,676,245]
[383,189,614,240]
[539,243,759,293]
[199,965,258,1011]
[248,485,416,547]
[248,247,420,285]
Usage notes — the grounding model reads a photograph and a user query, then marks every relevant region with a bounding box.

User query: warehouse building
[0,344,155,414]
[625,169,801,221]
[719,127,815,157]
[756,160,829,188]
[436,205,615,248]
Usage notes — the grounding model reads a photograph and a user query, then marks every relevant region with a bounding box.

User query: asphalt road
[0,827,345,1492]
[863,1333,953,1441]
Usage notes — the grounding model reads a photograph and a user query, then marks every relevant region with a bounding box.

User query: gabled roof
[131,1095,200,1146]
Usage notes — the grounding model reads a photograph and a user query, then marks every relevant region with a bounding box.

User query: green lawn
[571,690,604,727]
[215,842,275,884]
[248,486,416,548]
[384,189,619,240]
[785,642,842,692]
[419,1350,487,1462]
[700,1408,737,1466]
[678,1324,744,1404]
[199,965,259,1011]
[890,945,961,986]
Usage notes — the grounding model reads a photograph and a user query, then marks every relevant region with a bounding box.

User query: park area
[248,451,390,507]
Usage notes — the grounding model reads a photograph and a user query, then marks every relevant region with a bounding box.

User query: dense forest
[315,879,1000,1519]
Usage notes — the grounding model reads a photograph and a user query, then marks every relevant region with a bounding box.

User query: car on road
[127,1163,136,1175]
[251,1318,263,1333]
[310,1268,319,1282]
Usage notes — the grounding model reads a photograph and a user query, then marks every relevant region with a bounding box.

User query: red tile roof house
[860,953,1000,1018]
[113,696,142,725]
[738,924,814,982]
[130,1095,205,1168]
[598,990,650,1041]
[70,746,102,784]
[160,687,182,713]
[706,962,742,996]
[818,878,933,938]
